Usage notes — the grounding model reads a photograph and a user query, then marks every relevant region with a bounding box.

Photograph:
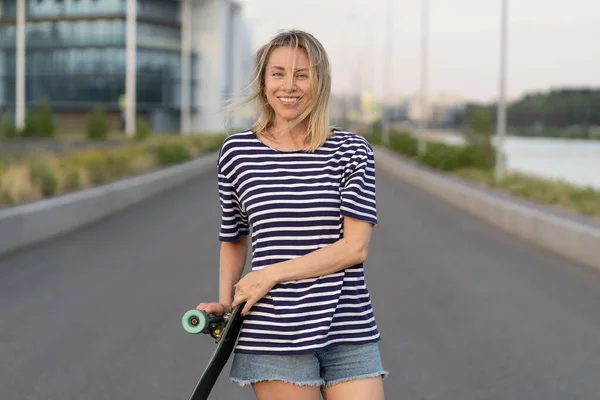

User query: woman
[197,29,387,400]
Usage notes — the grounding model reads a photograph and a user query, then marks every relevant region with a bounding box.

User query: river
[422,131,600,191]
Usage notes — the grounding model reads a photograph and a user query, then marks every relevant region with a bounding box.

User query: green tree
[465,106,494,168]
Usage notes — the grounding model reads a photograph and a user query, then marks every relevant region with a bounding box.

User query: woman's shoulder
[217,130,256,158]
[329,128,375,153]
[221,129,257,148]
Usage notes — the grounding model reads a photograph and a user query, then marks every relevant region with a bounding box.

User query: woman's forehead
[267,46,309,67]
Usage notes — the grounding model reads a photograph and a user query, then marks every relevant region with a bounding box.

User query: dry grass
[453,168,600,220]
[0,164,42,205]
[0,133,226,209]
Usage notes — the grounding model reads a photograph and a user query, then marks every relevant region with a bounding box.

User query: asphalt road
[1,167,600,399]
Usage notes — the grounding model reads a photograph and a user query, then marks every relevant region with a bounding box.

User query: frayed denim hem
[324,370,389,388]
[230,377,325,388]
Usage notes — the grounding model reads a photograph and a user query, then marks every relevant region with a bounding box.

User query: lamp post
[382,0,393,145]
[125,0,137,137]
[180,0,192,135]
[418,0,429,154]
[495,0,509,181]
[15,0,25,131]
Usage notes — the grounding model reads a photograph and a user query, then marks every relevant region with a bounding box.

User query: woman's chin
[275,112,304,124]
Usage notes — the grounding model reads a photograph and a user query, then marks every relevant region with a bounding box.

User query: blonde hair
[228,30,333,152]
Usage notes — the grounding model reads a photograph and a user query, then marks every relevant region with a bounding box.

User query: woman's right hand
[196,302,232,316]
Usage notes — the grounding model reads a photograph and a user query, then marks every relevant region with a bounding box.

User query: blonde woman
[197,29,387,400]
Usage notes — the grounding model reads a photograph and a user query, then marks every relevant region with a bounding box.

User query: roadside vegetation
[0,134,225,209]
[0,101,226,209]
[454,88,600,140]
[2,99,598,220]
[364,110,600,221]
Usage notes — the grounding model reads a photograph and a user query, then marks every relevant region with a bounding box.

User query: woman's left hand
[231,270,276,316]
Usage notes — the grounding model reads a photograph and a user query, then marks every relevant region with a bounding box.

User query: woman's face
[264,46,311,127]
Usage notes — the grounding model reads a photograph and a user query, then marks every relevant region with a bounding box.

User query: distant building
[329,93,361,127]
[0,0,253,133]
[407,93,465,127]
[329,92,385,129]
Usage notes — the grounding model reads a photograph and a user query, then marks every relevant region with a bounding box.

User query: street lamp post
[125,0,137,137]
[15,0,25,131]
[495,0,509,181]
[418,0,429,155]
[180,0,192,135]
[382,0,392,145]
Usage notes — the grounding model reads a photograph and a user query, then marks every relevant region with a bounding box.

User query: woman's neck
[262,121,308,151]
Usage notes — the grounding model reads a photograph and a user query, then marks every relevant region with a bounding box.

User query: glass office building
[0,0,199,132]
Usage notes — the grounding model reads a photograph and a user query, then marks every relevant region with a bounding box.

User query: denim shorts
[229,342,389,388]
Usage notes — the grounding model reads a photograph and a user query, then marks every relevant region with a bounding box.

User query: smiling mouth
[278,97,302,106]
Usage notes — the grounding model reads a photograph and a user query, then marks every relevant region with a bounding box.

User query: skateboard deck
[182,303,245,400]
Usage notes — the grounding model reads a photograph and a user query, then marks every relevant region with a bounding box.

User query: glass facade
[0,0,198,124]
[1,0,178,21]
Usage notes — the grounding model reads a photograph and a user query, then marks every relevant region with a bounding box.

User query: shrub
[379,131,494,171]
[363,124,382,145]
[86,106,109,140]
[105,152,133,179]
[0,160,5,196]
[184,134,228,154]
[389,132,419,158]
[63,169,81,191]
[36,99,56,138]
[203,134,228,152]
[81,151,110,185]
[28,159,57,197]
[20,110,37,137]
[460,144,495,169]
[416,142,462,171]
[18,100,56,138]
[134,116,151,141]
[0,114,18,138]
[151,143,192,166]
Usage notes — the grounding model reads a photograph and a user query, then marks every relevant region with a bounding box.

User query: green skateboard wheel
[182,309,208,334]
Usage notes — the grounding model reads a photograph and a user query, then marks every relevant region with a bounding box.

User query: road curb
[375,147,599,271]
[0,152,217,258]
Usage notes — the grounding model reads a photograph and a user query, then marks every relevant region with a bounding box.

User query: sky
[240,0,600,104]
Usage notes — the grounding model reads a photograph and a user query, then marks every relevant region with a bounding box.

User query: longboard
[182,303,245,400]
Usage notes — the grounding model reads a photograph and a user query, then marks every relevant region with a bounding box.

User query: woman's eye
[297,74,308,79]
[272,73,283,77]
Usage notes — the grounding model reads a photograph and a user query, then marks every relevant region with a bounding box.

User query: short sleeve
[340,141,378,226]
[217,145,250,242]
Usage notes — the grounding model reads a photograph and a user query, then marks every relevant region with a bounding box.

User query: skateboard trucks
[182,309,233,342]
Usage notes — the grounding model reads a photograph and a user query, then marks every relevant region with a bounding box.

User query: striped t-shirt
[217,129,380,355]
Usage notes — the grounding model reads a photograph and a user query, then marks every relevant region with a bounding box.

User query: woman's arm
[219,236,249,307]
[265,216,372,283]
[232,216,373,315]
[197,235,248,315]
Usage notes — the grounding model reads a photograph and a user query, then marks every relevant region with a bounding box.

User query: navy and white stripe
[217,129,380,355]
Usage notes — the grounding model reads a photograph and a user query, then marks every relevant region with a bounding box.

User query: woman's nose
[282,76,296,91]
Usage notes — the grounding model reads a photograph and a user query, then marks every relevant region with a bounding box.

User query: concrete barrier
[0,153,217,258]
[374,147,600,271]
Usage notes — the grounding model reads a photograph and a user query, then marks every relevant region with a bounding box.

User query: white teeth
[280,97,300,104]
